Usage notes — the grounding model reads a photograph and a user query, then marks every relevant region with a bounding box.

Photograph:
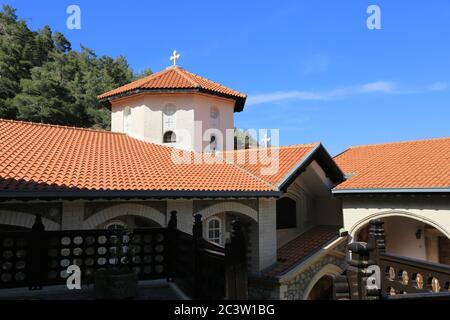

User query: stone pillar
[61,202,84,230]
[251,198,277,275]
[166,200,193,234]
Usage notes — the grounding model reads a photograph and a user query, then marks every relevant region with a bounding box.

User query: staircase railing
[335,219,450,300]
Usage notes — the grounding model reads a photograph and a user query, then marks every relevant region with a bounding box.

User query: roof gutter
[332,188,450,195]
[99,88,247,113]
[0,189,281,201]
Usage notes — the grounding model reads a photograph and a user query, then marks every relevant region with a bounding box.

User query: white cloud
[247,81,448,106]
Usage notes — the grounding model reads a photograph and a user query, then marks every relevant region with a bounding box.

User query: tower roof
[98,66,247,112]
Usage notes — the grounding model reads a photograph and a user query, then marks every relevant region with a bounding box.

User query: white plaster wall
[83,203,166,229]
[342,196,450,240]
[0,210,60,230]
[193,94,235,152]
[314,197,343,226]
[166,200,193,234]
[61,202,84,230]
[383,216,427,260]
[110,92,235,152]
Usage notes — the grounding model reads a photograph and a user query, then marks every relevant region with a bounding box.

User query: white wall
[167,200,193,234]
[110,92,235,152]
[383,216,427,260]
[342,196,450,241]
[276,160,342,248]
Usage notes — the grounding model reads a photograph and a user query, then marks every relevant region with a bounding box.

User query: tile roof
[220,144,319,187]
[264,226,339,278]
[334,137,450,191]
[0,119,328,197]
[0,119,271,194]
[98,66,247,111]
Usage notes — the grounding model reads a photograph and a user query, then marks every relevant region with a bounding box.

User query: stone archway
[83,204,166,229]
[350,210,450,240]
[350,211,450,265]
[0,210,60,230]
[302,264,343,300]
[196,202,258,223]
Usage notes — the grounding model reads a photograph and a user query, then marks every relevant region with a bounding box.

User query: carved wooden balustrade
[337,219,450,300]
[0,212,248,300]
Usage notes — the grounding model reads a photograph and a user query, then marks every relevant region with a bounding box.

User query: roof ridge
[348,136,450,149]
[139,68,172,86]
[221,143,319,153]
[172,66,200,87]
[0,118,126,136]
[178,67,247,98]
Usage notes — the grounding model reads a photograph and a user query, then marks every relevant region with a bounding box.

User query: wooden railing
[0,212,248,300]
[339,219,450,300]
[380,252,450,295]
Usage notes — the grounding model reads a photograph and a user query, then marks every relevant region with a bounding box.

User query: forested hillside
[0,5,150,129]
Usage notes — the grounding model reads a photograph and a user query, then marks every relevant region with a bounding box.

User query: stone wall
[281,254,346,300]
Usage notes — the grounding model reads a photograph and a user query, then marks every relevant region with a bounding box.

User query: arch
[206,216,222,245]
[0,210,60,230]
[83,204,166,229]
[302,264,343,300]
[350,210,450,240]
[197,202,258,223]
[163,131,176,143]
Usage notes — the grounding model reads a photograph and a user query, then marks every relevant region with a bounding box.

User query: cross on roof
[261,134,271,148]
[170,50,180,66]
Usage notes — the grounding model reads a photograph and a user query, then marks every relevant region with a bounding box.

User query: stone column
[251,198,277,275]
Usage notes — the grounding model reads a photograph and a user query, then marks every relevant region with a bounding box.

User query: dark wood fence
[337,219,450,300]
[0,212,248,300]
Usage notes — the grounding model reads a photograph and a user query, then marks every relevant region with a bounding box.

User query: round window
[210,107,219,119]
[164,104,177,116]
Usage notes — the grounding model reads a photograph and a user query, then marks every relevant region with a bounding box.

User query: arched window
[123,107,131,134]
[276,197,297,229]
[163,131,176,143]
[210,134,217,152]
[207,217,222,244]
[210,106,219,127]
[105,220,127,230]
[164,103,177,116]
[210,107,219,119]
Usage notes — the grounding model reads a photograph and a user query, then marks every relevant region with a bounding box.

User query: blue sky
[4,0,450,154]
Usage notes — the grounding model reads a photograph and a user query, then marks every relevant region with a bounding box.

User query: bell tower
[98,51,246,152]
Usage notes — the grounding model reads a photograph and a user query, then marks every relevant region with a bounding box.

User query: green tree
[0,5,140,129]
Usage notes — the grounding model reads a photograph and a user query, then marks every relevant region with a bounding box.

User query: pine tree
[0,5,150,129]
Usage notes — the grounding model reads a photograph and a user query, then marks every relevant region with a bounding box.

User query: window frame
[163,130,177,143]
[206,217,222,245]
[276,197,298,229]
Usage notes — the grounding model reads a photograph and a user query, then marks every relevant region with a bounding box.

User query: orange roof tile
[0,119,273,195]
[264,226,339,277]
[98,66,247,111]
[220,144,319,187]
[0,119,338,198]
[334,137,450,191]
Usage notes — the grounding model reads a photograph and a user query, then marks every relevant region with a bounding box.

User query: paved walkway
[0,280,186,300]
